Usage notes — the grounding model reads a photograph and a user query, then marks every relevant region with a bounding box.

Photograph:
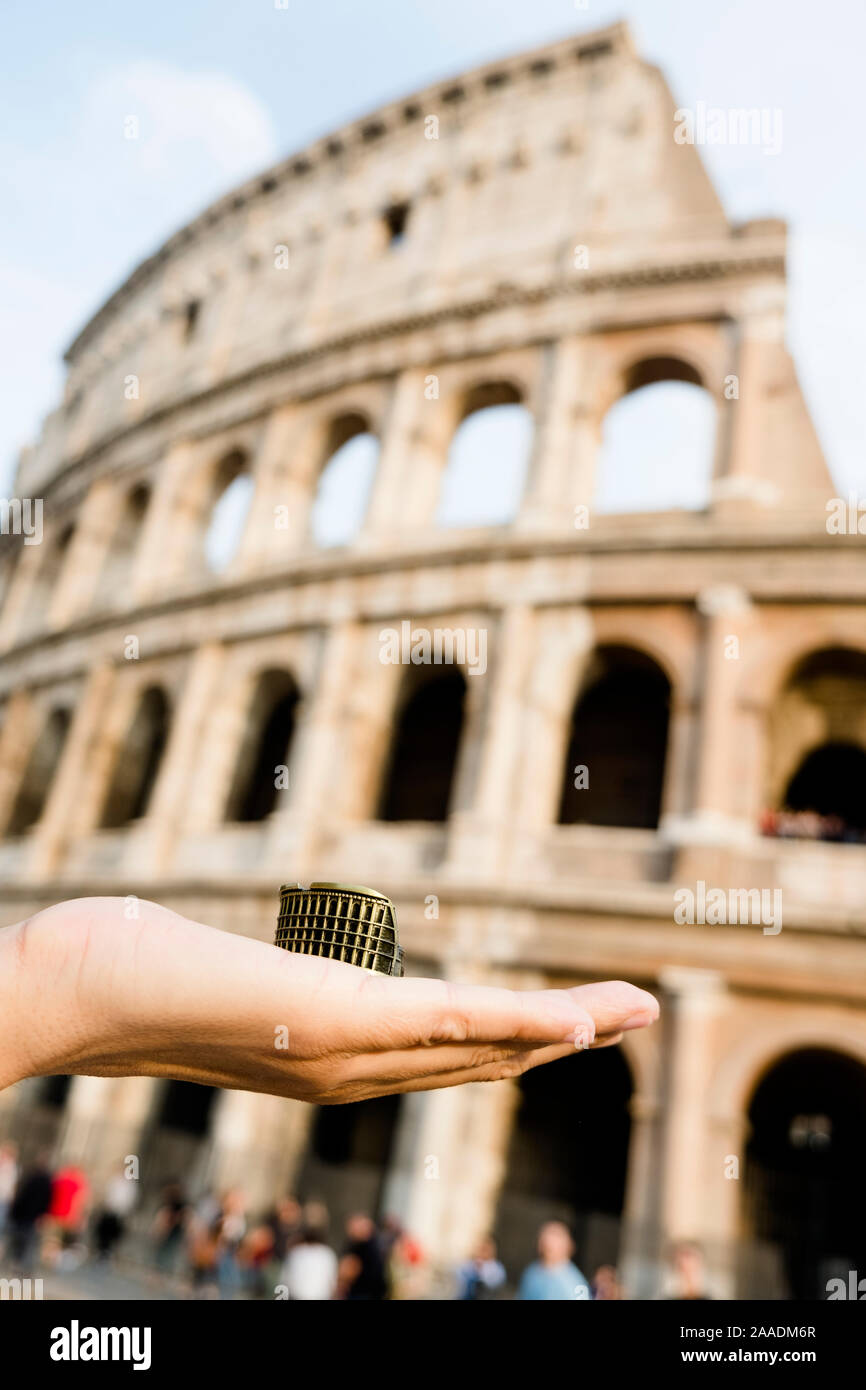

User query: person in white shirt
[281,1226,338,1301]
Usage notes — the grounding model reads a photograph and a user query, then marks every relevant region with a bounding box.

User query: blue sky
[2,0,864,496]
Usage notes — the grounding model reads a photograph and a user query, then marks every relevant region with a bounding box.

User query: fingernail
[621,1011,655,1030]
[572,1023,595,1051]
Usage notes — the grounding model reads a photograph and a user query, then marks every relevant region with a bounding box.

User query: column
[656,967,733,1294]
[617,1090,666,1298]
[0,689,37,835]
[0,542,43,651]
[132,642,225,874]
[267,621,362,878]
[57,1077,119,1175]
[712,297,785,514]
[129,441,201,601]
[234,404,312,566]
[693,585,754,836]
[47,479,119,627]
[517,336,595,532]
[27,663,116,879]
[206,1088,313,1210]
[363,367,450,539]
[509,609,594,868]
[445,605,535,877]
[381,1078,519,1270]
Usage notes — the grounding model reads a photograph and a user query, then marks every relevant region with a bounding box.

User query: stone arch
[224,667,300,823]
[5,705,72,837]
[435,379,534,527]
[762,646,866,839]
[99,684,171,828]
[558,644,672,829]
[707,1015,866,1123]
[310,412,380,547]
[203,448,254,573]
[95,480,151,608]
[23,518,76,630]
[377,665,468,822]
[742,1045,866,1299]
[494,1044,634,1278]
[595,355,717,514]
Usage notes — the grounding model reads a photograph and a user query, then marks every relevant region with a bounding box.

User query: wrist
[0,917,41,1089]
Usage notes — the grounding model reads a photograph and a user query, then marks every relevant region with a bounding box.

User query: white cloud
[83,62,278,184]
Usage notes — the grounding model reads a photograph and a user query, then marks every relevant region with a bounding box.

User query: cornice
[34,246,782,500]
[62,22,636,363]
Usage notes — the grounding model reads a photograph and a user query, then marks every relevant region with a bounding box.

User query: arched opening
[95,482,150,607]
[224,669,300,823]
[436,383,533,527]
[558,646,671,829]
[100,686,171,828]
[495,1046,633,1281]
[782,742,866,839]
[596,357,716,514]
[0,1075,73,1165]
[764,647,866,841]
[24,521,75,629]
[310,415,379,548]
[204,451,254,573]
[743,1047,866,1299]
[298,1094,402,1245]
[139,1080,219,1206]
[378,668,467,822]
[5,706,71,836]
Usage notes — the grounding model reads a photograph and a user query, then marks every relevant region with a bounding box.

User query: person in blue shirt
[517,1220,590,1300]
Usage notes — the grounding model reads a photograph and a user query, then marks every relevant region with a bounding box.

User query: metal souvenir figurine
[275,882,404,977]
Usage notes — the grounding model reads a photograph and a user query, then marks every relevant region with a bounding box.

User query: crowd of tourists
[0,1140,712,1299]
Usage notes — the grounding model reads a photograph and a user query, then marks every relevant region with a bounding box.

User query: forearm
[0,916,40,1090]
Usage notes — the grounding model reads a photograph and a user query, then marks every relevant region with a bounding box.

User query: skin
[0,896,659,1103]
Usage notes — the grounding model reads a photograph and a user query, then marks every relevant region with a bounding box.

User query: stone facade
[1,23,864,1297]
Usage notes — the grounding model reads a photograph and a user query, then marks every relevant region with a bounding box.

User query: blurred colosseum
[1,21,865,1298]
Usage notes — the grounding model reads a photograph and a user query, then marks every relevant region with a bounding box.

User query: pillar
[27,663,116,878]
[656,966,733,1296]
[360,368,429,542]
[206,1088,313,1210]
[0,689,38,835]
[47,479,119,627]
[130,441,201,601]
[381,1078,519,1270]
[508,609,594,872]
[667,586,755,875]
[445,605,536,877]
[266,621,363,877]
[132,643,225,873]
[517,336,595,532]
[234,404,308,565]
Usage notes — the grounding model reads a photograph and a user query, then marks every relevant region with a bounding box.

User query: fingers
[388,976,658,1051]
[567,981,659,1035]
[322,1024,631,1098]
[318,1030,631,1103]
[350,975,600,1051]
